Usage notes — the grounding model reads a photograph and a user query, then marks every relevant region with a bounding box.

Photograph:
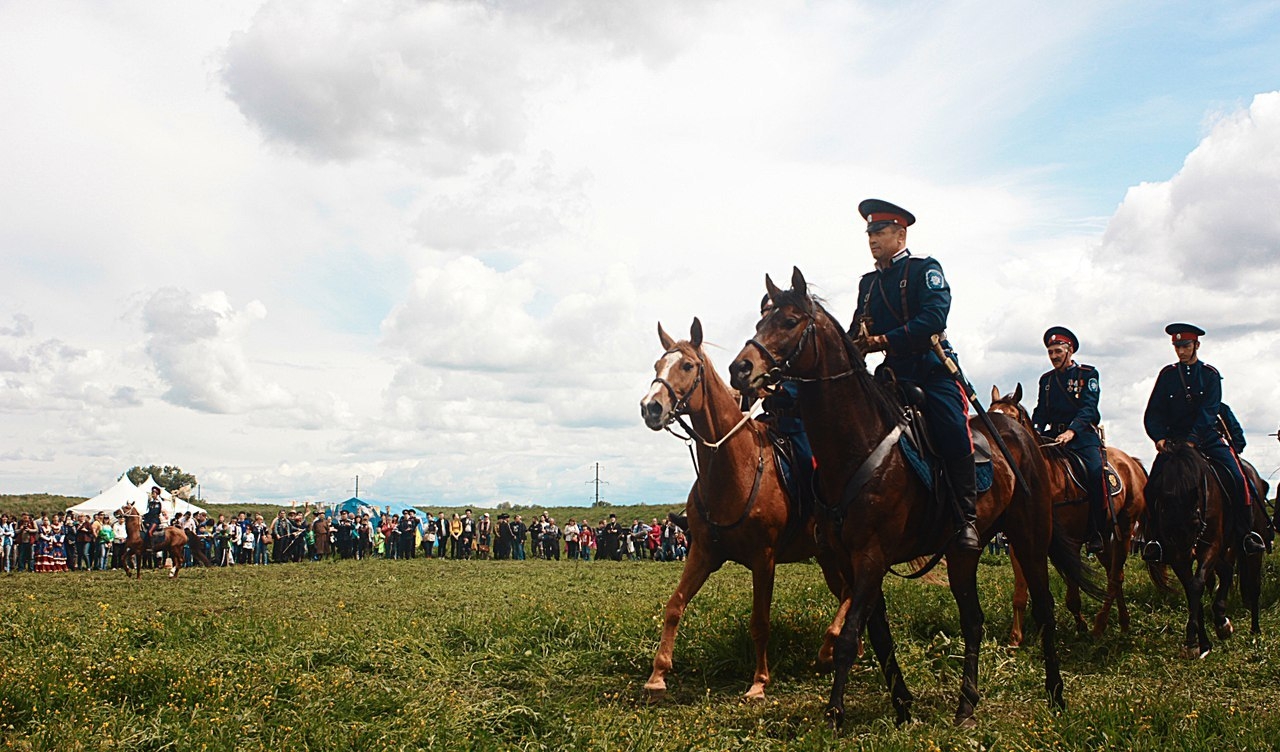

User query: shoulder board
[1159,364,1177,375]
[1039,370,1052,383]
[1076,363,1096,372]
[1201,363,1220,375]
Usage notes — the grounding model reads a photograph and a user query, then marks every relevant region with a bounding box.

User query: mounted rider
[1030,327,1107,554]
[142,486,164,543]
[1142,323,1265,560]
[849,199,979,550]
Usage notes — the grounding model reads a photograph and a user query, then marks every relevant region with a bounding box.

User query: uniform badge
[1088,378,1098,393]
[925,269,945,290]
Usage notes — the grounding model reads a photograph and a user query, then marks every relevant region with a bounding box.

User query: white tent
[66,474,207,518]
[66,475,147,516]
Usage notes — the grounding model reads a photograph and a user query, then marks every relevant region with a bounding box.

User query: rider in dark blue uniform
[1142,323,1265,560]
[1030,327,1107,553]
[142,486,164,543]
[848,199,978,550]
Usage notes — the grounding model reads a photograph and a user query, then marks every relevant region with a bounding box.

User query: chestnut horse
[989,384,1147,644]
[640,318,849,700]
[1144,443,1265,657]
[116,503,210,579]
[729,269,1100,730]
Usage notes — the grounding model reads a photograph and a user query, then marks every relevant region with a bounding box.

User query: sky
[2,0,1279,507]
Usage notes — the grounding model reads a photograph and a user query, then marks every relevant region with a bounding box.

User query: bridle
[649,348,706,433]
[745,308,858,385]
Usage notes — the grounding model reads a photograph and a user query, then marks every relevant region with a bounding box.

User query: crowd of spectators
[0,506,690,572]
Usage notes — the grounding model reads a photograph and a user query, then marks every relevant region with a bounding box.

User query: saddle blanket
[899,434,994,494]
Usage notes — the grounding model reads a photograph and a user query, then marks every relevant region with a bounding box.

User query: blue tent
[322,498,425,529]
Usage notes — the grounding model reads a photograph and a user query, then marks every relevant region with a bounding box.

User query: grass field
[1,550,1278,751]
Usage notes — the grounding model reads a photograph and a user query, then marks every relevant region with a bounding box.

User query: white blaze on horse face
[643,351,683,414]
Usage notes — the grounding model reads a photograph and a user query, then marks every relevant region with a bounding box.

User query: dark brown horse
[989,384,1148,644]
[116,503,210,579]
[1144,443,1265,657]
[729,268,1100,730]
[640,318,849,700]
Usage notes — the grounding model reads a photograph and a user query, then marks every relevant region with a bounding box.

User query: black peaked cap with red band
[1043,326,1079,353]
[1165,323,1205,343]
[858,198,915,233]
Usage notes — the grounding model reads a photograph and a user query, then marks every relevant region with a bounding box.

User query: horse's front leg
[1008,544,1028,647]
[1211,560,1235,641]
[644,544,722,700]
[815,547,851,671]
[1171,561,1208,659]
[947,550,986,727]
[865,590,912,725]
[825,569,882,733]
[744,552,778,700]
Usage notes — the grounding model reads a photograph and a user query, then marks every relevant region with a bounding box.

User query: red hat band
[1171,332,1199,343]
[866,212,909,227]
[1046,335,1072,348]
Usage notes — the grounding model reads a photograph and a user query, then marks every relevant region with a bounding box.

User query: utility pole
[585,462,609,506]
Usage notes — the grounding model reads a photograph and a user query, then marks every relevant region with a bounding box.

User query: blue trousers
[919,372,973,461]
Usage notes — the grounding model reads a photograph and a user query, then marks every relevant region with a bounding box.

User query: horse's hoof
[1179,646,1209,660]
[643,682,666,703]
[1215,619,1233,640]
[953,712,977,729]
[743,685,767,701]
[825,706,844,733]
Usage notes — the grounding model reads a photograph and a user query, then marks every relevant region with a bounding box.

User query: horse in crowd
[728,268,1102,731]
[115,502,210,579]
[1143,442,1265,658]
[989,384,1148,644]
[640,318,849,700]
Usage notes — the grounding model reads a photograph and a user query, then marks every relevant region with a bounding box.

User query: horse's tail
[186,530,213,567]
[1047,519,1107,601]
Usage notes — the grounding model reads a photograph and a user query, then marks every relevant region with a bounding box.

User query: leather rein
[651,349,766,534]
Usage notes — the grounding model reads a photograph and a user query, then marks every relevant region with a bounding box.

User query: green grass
[1,553,1278,751]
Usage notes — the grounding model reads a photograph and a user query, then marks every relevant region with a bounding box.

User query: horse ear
[791,266,808,296]
[1014,383,1023,403]
[765,274,783,301]
[690,317,703,349]
[658,322,675,350]
[990,385,1000,403]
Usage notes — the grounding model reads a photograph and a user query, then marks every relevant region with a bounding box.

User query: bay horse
[116,502,210,579]
[729,268,1100,730]
[990,384,1148,644]
[1143,442,1264,658]
[640,318,850,700]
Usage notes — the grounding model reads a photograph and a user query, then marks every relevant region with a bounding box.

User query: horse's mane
[769,286,902,429]
[1147,443,1209,515]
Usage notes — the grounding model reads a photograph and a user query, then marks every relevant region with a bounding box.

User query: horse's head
[1147,443,1213,561]
[641,318,708,430]
[988,384,1031,429]
[730,267,842,397]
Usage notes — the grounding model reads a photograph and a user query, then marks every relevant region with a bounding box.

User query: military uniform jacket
[1031,363,1101,449]
[851,251,952,381]
[1217,403,1246,453]
[1143,360,1225,447]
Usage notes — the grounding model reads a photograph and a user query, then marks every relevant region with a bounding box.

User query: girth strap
[821,423,905,522]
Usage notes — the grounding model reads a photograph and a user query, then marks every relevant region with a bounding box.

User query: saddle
[893,382,994,494]
[765,429,815,519]
[1047,445,1123,502]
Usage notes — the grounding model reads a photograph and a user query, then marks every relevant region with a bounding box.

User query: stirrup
[1086,530,1104,555]
[1242,532,1265,556]
[1141,540,1163,563]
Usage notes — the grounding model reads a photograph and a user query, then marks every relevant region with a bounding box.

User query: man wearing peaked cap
[1142,323,1265,559]
[848,198,980,550]
[1030,327,1107,553]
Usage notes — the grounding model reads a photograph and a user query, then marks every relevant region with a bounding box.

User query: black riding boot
[1086,495,1105,555]
[945,454,981,551]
